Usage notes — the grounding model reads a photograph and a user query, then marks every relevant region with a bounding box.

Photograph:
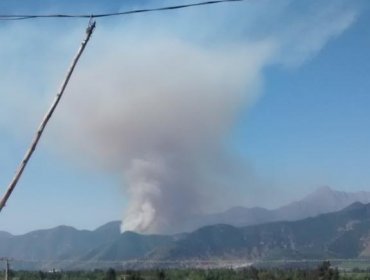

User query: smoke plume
[57,38,272,233]
[46,0,357,233]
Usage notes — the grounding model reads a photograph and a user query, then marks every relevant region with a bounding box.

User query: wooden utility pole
[0,258,11,280]
[0,19,96,212]
[5,258,9,280]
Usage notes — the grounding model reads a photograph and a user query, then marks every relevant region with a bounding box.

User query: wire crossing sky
[0,0,245,21]
[0,0,247,225]
[0,0,369,234]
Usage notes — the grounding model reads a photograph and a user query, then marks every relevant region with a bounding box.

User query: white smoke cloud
[55,38,274,233]
[53,0,357,233]
[0,0,360,233]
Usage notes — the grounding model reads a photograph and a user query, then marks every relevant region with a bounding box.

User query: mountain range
[2,186,370,269]
[184,186,370,231]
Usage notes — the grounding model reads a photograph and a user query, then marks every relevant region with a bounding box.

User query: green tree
[105,268,116,280]
[38,270,46,280]
[316,261,340,280]
[157,270,166,280]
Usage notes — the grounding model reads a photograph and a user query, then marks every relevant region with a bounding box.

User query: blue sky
[0,0,369,234]
[236,8,370,196]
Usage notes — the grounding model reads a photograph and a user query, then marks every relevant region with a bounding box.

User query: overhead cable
[0,0,245,21]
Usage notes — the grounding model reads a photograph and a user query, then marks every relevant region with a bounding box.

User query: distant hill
[0,221,121,261]
[82,231,173,261]
[148,202,370,261]
[0,231,12,239]
[3,188,370,269]
[184,186,370,231]
[80,202,370,262]
[275,186,370,221]
[5,202,370,266]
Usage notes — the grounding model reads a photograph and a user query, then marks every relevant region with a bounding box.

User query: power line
[0,0,247,212]
[0,0,246,211]
[0,0,245,21]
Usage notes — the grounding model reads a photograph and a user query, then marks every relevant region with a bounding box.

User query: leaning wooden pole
[0,19,96,212]
[5,259,9,280]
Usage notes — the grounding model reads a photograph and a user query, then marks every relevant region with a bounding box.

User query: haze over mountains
[146,201,370,261]
[183,186,370,232]
[2,187,370,269]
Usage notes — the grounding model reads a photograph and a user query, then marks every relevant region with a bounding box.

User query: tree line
[3,261,370,279]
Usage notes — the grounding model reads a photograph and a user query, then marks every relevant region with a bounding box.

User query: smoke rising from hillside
[48,1,357,233]
[59,39,273,233]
